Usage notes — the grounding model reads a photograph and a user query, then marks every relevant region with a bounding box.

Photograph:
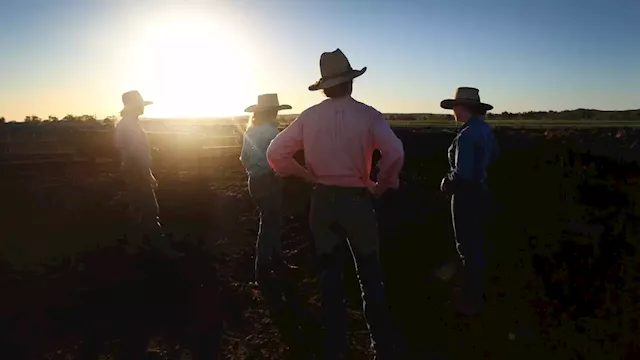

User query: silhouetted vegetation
[385,108,640,121]
[2,108,639,128]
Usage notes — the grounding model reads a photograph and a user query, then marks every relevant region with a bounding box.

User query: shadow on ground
[2,127,640,359]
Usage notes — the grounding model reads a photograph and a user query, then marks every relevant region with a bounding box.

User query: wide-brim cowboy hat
[122,90,153,107]
[308,48,367,91]
[244,93,292,113]
[440,87,493,111]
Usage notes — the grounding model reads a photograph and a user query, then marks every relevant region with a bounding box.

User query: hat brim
[308,67,367,91]
[440,99,493,111]
[244,104,292,113]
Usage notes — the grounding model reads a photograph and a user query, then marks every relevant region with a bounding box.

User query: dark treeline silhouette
[1,114,117,128]
[388,108,640,121]
[2,108,640,127]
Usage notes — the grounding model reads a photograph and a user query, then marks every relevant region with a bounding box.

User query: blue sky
[0,0,638,120]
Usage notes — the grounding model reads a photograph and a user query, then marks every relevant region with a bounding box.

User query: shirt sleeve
[371,114,404,189]
[239,132,251,168]
[266,115,313,181]
[448,128,475,182]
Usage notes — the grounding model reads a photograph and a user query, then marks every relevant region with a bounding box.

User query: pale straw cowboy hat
[122,90,153,108]
[308,48,367,91]
[244,93,292,113]
[440,87,493,112]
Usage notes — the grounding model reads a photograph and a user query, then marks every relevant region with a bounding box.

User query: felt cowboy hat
[308,48,367,91]
[122,90,153,108]
[440,87,493,112]
[244,93,292,113]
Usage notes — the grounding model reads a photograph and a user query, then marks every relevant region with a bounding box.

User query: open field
[1,125,640,359]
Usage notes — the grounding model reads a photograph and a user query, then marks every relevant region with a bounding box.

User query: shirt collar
[460,116,483,130]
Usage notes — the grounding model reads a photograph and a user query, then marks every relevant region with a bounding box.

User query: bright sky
[0,0,638,121]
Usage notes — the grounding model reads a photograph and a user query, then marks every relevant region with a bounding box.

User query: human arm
[370,115,404,194]
[266,116,315,183]
[239,132,251,170]
[444,128,476,191]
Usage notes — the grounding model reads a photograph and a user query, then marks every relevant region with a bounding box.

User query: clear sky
[1,0,638,120]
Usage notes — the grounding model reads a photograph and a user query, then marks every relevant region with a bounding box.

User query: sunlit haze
[0,0,639,121]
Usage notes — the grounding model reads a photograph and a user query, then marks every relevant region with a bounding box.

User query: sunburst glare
[123,12,257,119]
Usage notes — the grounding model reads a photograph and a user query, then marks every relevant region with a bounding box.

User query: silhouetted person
[440,87,499,316]
[240,94,315,357]
[267,49,405,360]
[114,90,182,258]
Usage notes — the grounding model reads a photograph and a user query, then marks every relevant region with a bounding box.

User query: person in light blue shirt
[114,90,182,258]
[439,87,499,316]
[240,94,315,357]
[240,94,290,262]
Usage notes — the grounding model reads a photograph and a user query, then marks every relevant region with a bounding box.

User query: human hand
[367,183,385,198]
[440,177,452,196]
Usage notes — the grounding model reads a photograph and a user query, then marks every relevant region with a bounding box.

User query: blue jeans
[310,184,404,360]
[451,187,489,308]
[123,167,164,241]
[248,172,284,267]
[248,172,314,350]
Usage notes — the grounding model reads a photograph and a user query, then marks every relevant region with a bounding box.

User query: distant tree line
[386,109,640,121]
[1,108,639,128]
[0,114,118,128]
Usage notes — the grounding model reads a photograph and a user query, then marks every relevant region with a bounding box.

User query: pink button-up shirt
[266,96,404,190]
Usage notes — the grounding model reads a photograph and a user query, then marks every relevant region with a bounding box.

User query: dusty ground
[1,126,640,359]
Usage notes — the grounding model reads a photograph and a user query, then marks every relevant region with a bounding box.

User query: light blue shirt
[114,115,152,171]
[240,122,280,177]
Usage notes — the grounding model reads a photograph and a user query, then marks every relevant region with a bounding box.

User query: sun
[123,13,257,118]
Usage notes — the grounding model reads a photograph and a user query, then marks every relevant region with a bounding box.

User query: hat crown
[319,48,353,78]
[454,87,482,102]
[256,93,281,108]
[122,90,144,106]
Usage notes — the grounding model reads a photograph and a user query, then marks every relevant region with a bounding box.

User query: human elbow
[266,143,281,170]
[386,140,404,164]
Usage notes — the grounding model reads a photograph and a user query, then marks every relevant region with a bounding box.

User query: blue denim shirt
[447,117,499,187]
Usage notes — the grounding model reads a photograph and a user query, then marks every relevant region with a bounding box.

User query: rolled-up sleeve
[266,116,313,180]
[371,115,404,189]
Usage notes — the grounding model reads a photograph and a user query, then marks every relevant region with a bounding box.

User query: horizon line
[2,107,639,122]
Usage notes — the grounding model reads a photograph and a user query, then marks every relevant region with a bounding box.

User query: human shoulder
[350,98,385,121]
[459,118,491,142]
[470,118,494,136]
[115,117,131,136]
[287,102,323,127]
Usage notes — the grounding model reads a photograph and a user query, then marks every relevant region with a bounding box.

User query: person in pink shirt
[267,49,405,360]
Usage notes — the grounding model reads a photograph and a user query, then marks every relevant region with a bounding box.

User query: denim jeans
[248,172,314,351]
[310,184,403,360]
[450,186,490,309]
[123,167,164,241]
[248,171,284,266]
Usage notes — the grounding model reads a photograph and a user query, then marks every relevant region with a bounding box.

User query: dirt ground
[2,127,640,359]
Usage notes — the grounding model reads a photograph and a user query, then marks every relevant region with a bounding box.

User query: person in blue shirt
[115,90,183,258]
[240,93,316,358]
[439,87,499,316]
